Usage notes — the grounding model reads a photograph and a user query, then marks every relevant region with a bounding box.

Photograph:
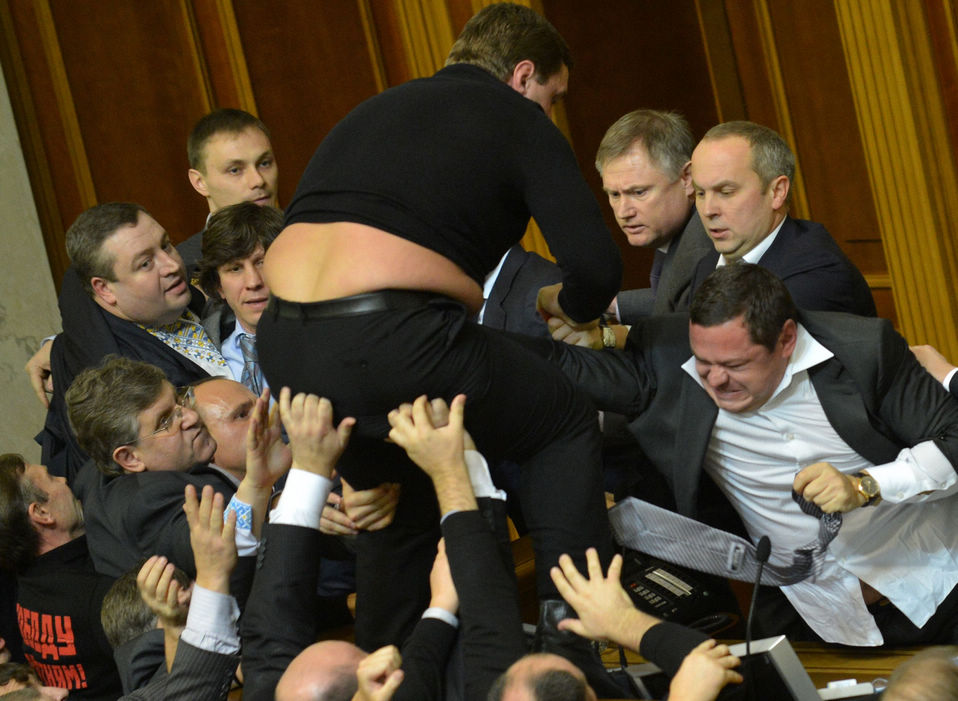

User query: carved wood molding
[211,0,257,113]
[0,1,68,284]
[835,0,958,354]
[751,0,810,221]
[34,1,95,210]
[393,0,455,78]
[357,0,389,93]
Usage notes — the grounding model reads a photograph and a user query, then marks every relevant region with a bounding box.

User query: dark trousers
[753,583,958,646]
[258,295,613,648]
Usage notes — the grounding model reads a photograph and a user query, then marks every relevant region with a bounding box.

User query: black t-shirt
[285,63,621,322]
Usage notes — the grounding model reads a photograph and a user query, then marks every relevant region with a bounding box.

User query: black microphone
[746,536,771,701]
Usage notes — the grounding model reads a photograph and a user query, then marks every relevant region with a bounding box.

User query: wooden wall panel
[47,0,213,244]
[231,2,385,206]
[766,0,887,275]
[543,0,720,291]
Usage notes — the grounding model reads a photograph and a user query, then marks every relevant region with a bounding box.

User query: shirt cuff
[943,367,958,393]
[866,440,958,502]
[464,450,506,501]
[179,585,240,654]
[224,495,258,556]
[422,607,459,629]
[269,469,334,530]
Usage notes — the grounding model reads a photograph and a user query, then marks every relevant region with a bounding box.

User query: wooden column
[835,0,958,354]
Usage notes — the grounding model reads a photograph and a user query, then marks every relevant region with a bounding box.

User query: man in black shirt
[0,454,121,699]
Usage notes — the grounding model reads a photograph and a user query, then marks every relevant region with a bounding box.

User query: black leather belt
[268,289,446,320]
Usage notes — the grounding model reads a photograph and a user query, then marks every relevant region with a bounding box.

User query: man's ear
[91,277,117,307]
[506,59,537,95]
[679,160,693,197]
[779,318,798,359]
[188,168,209,198]
[27,501,54,528]
[112,445,147,474]
[769,175,790,210]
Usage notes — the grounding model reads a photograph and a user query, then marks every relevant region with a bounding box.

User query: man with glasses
[65,356,287,605]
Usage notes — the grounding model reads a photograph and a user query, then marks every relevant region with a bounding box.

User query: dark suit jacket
[540,310,958,518]
[950,373,958,400]
[481,245,562,337]
[689,217,877,317]
[44,266,210,484]
[119,640,237,701]
[73,461,253,606]
[617,209,713,321]
[241,521,456,701]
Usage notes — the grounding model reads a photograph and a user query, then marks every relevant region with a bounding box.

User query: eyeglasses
[130,386,196,444]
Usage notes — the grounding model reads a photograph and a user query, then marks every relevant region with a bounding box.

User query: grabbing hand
[341,480,400,531]
[793,462,864,513]
[387,395,466,478]
[183,484,237,593]
[279,388,355,477]
[548,317,601,348]
[245,388,291,489]
[668,639,742,701]
[550,548,658,651]
[136,555,190,629]
[352,645,404,701]
[536,282,599,332]
[25,339,53,408]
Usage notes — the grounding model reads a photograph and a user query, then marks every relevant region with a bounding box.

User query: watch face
[860,475,880,498]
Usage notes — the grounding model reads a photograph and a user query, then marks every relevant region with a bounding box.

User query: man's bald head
[275,640,366,701]
[489,653,596,701]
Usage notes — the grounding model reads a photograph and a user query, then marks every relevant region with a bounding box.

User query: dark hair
[487,667,587,701]
[596,110,694,179]
[321,669,359,700]
[197,203,283,300]
[0,662,40,686]
[187,108,271,171]
[100,559,190,648]
[0,454,45,572]
[446,2,572,83]
[701,120,795,191]
[531,669,588,700]
[66,203,150,297]
[689,264,796,351]
[65,356,167,476]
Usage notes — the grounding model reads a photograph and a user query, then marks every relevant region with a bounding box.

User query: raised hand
[183,483,237,593]
[279,387,355,477]
[352,645,404,701]
[550,548,660,652]
[668,639,742,701]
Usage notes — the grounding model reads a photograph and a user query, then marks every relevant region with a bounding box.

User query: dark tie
[609,497,841,586]
[239,333,264,396]
[649,249,666,294]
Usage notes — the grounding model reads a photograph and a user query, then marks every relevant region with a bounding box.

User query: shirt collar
[717,216,786,267]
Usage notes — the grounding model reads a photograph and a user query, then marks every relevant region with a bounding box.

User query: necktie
[239,333,264,396]
[609,496,841,587]
[649,249,666,294]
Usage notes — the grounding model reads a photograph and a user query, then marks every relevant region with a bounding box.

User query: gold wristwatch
[854,471,881,506]
[601,326,616,349]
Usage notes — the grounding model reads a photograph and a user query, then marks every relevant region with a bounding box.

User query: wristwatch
[854,471,881,506]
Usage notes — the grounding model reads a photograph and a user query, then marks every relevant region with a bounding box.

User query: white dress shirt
[682,324,958,645]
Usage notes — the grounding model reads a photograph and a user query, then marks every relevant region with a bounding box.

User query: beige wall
[0,60,59,460]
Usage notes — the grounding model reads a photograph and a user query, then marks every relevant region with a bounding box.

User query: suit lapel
[673,375,718,516]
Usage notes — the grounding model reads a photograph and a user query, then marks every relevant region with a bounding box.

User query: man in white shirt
[543,263,958,646]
